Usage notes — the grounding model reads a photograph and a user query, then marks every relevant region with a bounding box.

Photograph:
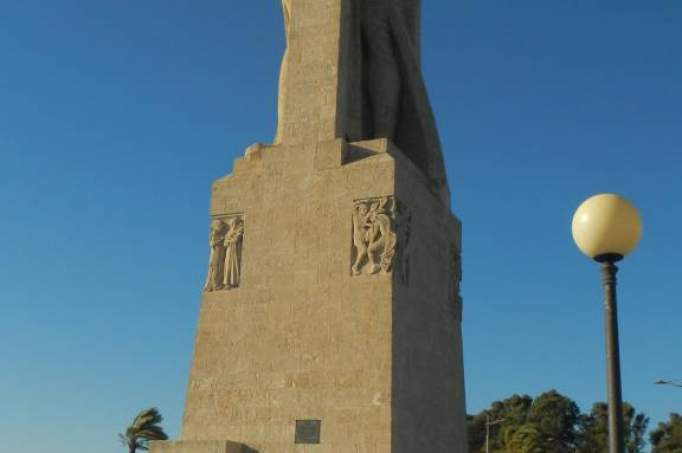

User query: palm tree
[119,407,169,453]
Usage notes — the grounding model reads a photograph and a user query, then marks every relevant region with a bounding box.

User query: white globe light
[572,193,642,261]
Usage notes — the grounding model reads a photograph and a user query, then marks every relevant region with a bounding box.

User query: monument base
[150,440,253,453]
[175,138,466,453]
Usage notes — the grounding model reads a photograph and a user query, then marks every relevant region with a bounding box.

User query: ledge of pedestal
[149,440,254,453]
[231,143,269,176]
[346,138,451,209]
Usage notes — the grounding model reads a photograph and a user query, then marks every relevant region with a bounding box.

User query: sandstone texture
[152,1,467,452]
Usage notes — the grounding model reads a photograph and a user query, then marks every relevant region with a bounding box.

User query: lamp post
[572,193,643,453]
[655,379,682,388]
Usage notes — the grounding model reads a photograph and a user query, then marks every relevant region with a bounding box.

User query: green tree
[467,414,485,452]
[526,390,581,453]
[625,404,650,453]
[119,407,169,453]
[650,413,682,453]
[578,402,649,453]
[467,391,581,452]
[503,423,545,453]
[467,394,533,452]
[467,391,651,453]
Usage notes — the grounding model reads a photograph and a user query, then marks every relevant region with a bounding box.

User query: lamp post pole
[600,257,625,453]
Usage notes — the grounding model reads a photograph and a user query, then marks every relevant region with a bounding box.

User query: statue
[223,217,244,289]
[274,0,292,144]
[203,220,227,292]
[359,0,420,139]
[272,0,449,202]
[275,0,420,143]
[352,202,372,275]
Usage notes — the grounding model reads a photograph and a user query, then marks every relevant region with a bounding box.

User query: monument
[152,0,467,451]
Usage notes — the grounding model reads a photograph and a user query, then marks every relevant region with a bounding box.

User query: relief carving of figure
[352,197,398,276]
[203,216,244,292]
[223,217,244,289]
[203,220,227,292]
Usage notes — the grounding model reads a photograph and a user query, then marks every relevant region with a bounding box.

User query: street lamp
[655,379,682,388]
[572,193,643,453]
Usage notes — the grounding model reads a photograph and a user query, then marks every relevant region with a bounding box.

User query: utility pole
[485,414,505,453]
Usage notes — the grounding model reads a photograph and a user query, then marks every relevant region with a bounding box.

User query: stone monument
[152,0,467,451]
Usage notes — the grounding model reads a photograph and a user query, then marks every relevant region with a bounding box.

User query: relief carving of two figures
[204,217,244,292]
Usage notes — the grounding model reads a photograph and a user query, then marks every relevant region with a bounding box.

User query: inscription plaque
[295,419,321,444]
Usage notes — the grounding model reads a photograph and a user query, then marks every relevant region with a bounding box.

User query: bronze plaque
[295,419,321,444]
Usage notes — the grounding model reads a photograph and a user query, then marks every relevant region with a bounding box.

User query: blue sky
[1,1,680,452]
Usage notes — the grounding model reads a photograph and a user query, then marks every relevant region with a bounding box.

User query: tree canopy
[650,413,682,453]
[580,402,649,453]
[467,390,649,453]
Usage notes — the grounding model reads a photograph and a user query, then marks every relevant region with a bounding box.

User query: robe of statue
[358,0,421,139]
[203,221,227,292]
[275,0,419,144]
[223,219,244,289]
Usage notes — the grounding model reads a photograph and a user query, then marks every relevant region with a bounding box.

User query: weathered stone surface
[150,440,250,453]
[153,0,468,452]
[164,138,467,453]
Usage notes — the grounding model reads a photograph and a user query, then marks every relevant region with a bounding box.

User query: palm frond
[131,408,163,430]
[121,407,169,451]
[118,433,130,446]
[135,427,169,441]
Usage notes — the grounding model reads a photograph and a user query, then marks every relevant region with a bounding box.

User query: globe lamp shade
[572,193,642,261]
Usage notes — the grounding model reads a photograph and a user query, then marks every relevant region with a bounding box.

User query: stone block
[150,440,251,453]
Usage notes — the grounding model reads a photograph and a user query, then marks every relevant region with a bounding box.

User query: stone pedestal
[150,139,466,453]
[152,0,468,451]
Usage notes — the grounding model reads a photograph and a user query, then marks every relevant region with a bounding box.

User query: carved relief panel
[351,196,411,284]
[203,214,244,292]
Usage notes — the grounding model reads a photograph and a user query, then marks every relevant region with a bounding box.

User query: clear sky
[1,1,680,452]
